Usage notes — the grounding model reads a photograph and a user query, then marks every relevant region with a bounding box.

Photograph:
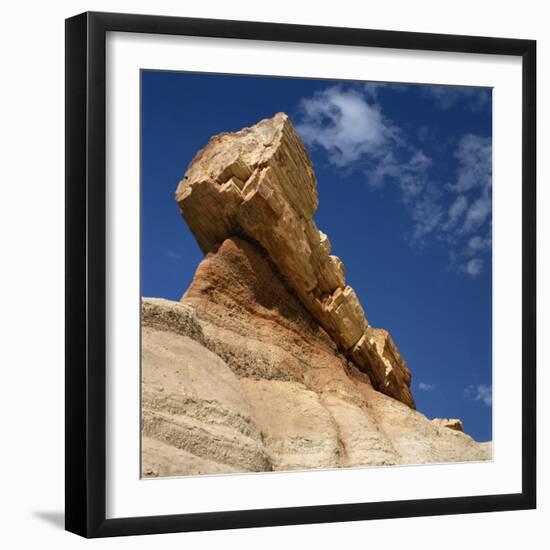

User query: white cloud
[167,249,182,260]
[295,85,492,275]
[451,134,492,194]
[444,195,468,231]
[409,195,444,242]
[465,384,492,407]
[419,382,436,391]
[461,196,492,235]
[464,258,484,277]
[468,235,492,254]
[367,151,402,187]
[409,150,432,172]
[296,86,396,167]
[369,150,431,196]
[366,148,441,243]
[363,82,388,99]
[441,134,492,266]
[296,85,442,244]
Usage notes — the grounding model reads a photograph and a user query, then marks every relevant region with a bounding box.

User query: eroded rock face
[141,238,491,476]
[175,113,413,407]
[141,325,270,476]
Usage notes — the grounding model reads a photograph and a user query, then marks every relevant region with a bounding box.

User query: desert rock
[141,323,270,476]
[175,113,413,407]
[141,113,492,477]
[142,237,491,476]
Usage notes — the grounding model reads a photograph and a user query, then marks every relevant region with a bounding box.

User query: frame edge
[65,11,89,538]
[65,11,537,537]
[521,39,537,511]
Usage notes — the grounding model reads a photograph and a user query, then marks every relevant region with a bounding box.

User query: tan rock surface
[240,379,341,471]
[141,325,270,476]
[141,237,491,476]
[175,113,413,407]
[142,437,239,478]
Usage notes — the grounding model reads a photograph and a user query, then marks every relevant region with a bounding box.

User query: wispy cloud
[468,235,492,254]
[444,195,469,232]
[297,85,439,244]
[421,85,491,111]
[465,384,492,407]
[363,82,388,99]
[445,134,492,273]
[463,258,484,277]
[451,134,492,194]
[295,83,492,276]
[461,197,492,235]
[419,382,436,391]
[363,82,410,99]
[167,249,182,260]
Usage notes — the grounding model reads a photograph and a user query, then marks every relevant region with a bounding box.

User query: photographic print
[140,71,493,479]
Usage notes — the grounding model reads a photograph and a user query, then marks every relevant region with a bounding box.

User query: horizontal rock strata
[141,238,491,477]
[176,113,414,407]
[141,324,270,476]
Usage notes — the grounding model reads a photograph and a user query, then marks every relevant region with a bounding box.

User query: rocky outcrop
[431,418,465,432]
[141,237,491,477]
[141,324,270,476]
[175,113,413,408]
[140,113,492,478]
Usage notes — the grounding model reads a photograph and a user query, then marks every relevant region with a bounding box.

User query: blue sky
[141,71,493,442]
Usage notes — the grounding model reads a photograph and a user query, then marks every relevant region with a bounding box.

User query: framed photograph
[65,11,536,538]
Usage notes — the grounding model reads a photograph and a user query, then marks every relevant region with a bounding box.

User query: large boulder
[175,113,413,407]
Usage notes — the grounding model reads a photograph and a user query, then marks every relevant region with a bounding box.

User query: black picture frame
[65,11,536,538]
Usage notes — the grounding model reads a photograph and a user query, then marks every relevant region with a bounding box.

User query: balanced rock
[176,113,414,407]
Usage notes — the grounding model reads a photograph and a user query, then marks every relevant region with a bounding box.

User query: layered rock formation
[142,238,491,477]
[175,113,413,407]
[141,113,491,478]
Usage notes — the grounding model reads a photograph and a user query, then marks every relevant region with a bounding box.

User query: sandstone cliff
[141,113,491,477]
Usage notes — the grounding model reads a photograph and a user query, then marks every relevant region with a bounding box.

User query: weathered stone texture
[141,237,491,476]
[175,113,414,407]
